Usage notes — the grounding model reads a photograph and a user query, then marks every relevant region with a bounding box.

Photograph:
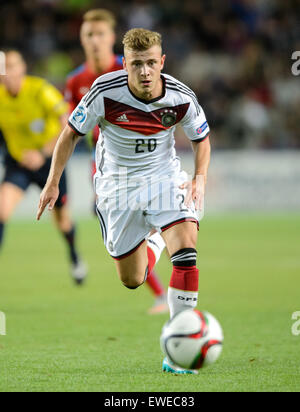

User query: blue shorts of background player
[3,153,68,207]
[0,153,87,285]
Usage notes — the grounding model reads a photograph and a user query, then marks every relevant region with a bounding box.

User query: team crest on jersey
[104,97,189,135]
[160,109,177,127]
[73,105,87,124]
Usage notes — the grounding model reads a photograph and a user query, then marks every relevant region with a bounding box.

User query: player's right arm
[178,92,211,211]
[37,125,80,220]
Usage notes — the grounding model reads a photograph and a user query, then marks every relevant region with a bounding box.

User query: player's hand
[179,175,205,211]
[37,183,59,220]
[21,150,45,171]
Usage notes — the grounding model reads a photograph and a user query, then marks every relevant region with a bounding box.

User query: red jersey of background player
[65,55,123,146]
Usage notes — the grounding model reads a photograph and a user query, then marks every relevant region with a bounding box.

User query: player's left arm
[179,97,211,211]
[180,137,211,210]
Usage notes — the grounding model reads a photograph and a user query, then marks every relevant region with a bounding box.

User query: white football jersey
[68,69,210,183]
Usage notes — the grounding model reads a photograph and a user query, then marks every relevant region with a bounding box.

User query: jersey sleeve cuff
[68,120,86,136]
[191,131,210,143]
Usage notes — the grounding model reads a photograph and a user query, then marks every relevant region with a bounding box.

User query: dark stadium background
[1,0,299,150]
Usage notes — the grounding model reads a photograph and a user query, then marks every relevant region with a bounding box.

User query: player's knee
[124,283,141,290]
[121,273,145,290]
[123,280,143,290]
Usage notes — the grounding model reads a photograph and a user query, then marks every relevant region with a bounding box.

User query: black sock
[0,222,4,250]
[62,226,79,265]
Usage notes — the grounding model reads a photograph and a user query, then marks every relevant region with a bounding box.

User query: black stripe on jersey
[85,78,128,106]
[166,82,201,115]
[86,81,128,107]
[166,78,197,97]
[166,85,201,116]
[68,120,86,136]
[165,80,201,115]
[84,74,128,103]
[165,79,200,105]
[85,76,127,106]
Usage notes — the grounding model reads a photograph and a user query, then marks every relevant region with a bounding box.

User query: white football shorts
[94,170,203,259]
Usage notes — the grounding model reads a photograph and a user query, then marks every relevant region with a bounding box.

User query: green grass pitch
[0,214,300,392]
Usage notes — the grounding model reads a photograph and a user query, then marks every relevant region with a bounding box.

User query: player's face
[123,45,166,100]
[80,21,115,60]
[1,52,26,93]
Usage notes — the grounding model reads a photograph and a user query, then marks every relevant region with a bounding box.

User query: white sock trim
[147,232,165,263]
[168,287,198,318]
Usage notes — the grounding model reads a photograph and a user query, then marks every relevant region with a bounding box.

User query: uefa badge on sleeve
[73,105,87,124]
[160,109,177,127]
[196,121,208,136]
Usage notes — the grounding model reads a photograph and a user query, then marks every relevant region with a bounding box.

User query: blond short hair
[82,9,116,29]
[2,49,23,59]
[122,28,162,51]
[2,49,26,65]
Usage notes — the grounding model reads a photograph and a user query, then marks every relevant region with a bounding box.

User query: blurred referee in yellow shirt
[0,50,87,285]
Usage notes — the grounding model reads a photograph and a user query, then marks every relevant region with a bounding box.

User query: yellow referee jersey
[0,75,68,162]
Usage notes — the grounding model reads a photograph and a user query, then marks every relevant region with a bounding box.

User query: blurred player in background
[65,9,123,159]
[65,9,168,314]
[0,50,87,285]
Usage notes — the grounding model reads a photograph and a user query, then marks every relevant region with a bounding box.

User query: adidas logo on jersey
[116,114,129,122]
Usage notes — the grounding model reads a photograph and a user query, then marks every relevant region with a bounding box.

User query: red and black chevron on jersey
[103,97,189,136]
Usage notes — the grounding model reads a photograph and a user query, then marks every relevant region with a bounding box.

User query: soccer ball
[160,309,223,370]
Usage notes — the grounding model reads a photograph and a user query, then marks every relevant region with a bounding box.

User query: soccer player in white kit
[37,28,211,374]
